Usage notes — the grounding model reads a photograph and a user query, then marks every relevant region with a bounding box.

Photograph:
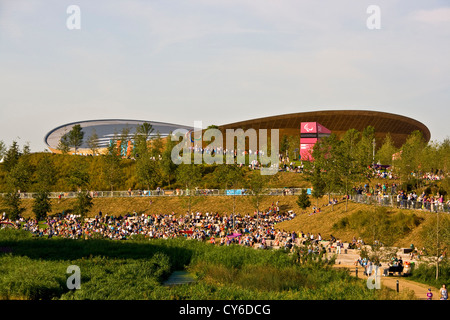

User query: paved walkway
[266,239,437,300]
[164,240,438,299]
[332,246,436,300]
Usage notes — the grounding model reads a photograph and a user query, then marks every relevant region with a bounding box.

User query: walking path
[332,245,436,300]
[165,239,437,300]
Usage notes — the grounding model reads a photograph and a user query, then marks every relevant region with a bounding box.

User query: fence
[0,188,307,200]
[3,188,449,214]
[351,194,450,213]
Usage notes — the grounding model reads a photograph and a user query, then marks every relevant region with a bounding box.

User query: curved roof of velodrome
[45,119,193,152]
[218,110,431,148]
[45,111,430,152]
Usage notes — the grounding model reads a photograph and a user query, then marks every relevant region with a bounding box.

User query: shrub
[0,227,33,241]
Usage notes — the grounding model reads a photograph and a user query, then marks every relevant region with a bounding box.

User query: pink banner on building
[300,138,318,144]
[300,122,317,134]
[300,143,315,160]
[299,122,330,160]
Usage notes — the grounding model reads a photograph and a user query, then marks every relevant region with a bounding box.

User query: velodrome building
[44,110,431,156]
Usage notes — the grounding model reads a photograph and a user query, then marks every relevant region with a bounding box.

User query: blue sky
[0,0,449,152]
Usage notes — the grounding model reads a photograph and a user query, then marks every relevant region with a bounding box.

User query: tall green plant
[73,191,93,218]
[296,188,311,210]
[32,155,56,220]
[67,124,85,154]
[176,163,202,213]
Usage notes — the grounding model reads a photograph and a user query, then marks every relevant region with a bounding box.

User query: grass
[0,229,408,300]
[409,262,450,289]
[276,199,437,248]
[11,194,303,219]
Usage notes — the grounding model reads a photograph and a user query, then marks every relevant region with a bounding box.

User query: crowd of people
[353,182,450,212]
[0,206,354,257]
[1,209,300,246]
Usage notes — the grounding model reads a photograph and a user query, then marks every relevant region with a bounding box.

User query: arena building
[218,110,431,149]
[44,110,431,156]
[44,119,193,155]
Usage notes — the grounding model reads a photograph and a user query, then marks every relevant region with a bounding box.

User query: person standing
[440,284,448,300]
[427,288,433,300]
[336,239,341,254]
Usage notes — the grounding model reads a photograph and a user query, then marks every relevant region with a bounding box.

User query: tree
[136,156,160,191]
[287,135,300,161]
[102,140,123,192]
[68,124,84,154]
[355,126,376,181]
[133,122,154,158]
[136,122,154,140]
[420,141,447,182]
[86,129,100,155]
[323,135,343,209]
[339,129,364,210]
[215,164,245,228]
[2,141,21,173]
[32,155,56,220]
[7,159,33,192]
[420,213,450,280]
[310,134,342,210]
[151,131,164,159]
[437,138,450,174]
[303,149,326,209]
[32,191,52,221]
[280,135,290,158]
[119,126,132,158]
[134,123,160,192]
[2,157,32,220]
[160,135,178,187]
[393,130,426,185]
[34,155,56,191]
[2,191,24,220]
[1,152,33,220]
[66,157,90,191]
[176,163,202,213]
[375,133,398,166]
[247,170,268,225]
[73,191,93,219]
[22,142,31,156]
[0,140,6,160]
[57,133,71,154]
[296,188,311,210]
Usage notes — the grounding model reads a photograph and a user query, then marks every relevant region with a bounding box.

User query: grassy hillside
[10,194,301,218]
[275,199,433,248]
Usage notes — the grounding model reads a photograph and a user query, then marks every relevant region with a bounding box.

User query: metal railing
[351,194,450,213]
[0,187,307,199]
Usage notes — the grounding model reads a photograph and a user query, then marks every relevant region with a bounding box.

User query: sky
[0,0,449,152]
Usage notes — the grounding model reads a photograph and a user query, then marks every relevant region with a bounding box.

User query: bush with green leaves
[0,233,402,300]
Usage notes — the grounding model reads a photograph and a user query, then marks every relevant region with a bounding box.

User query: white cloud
[410,7,450,25]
